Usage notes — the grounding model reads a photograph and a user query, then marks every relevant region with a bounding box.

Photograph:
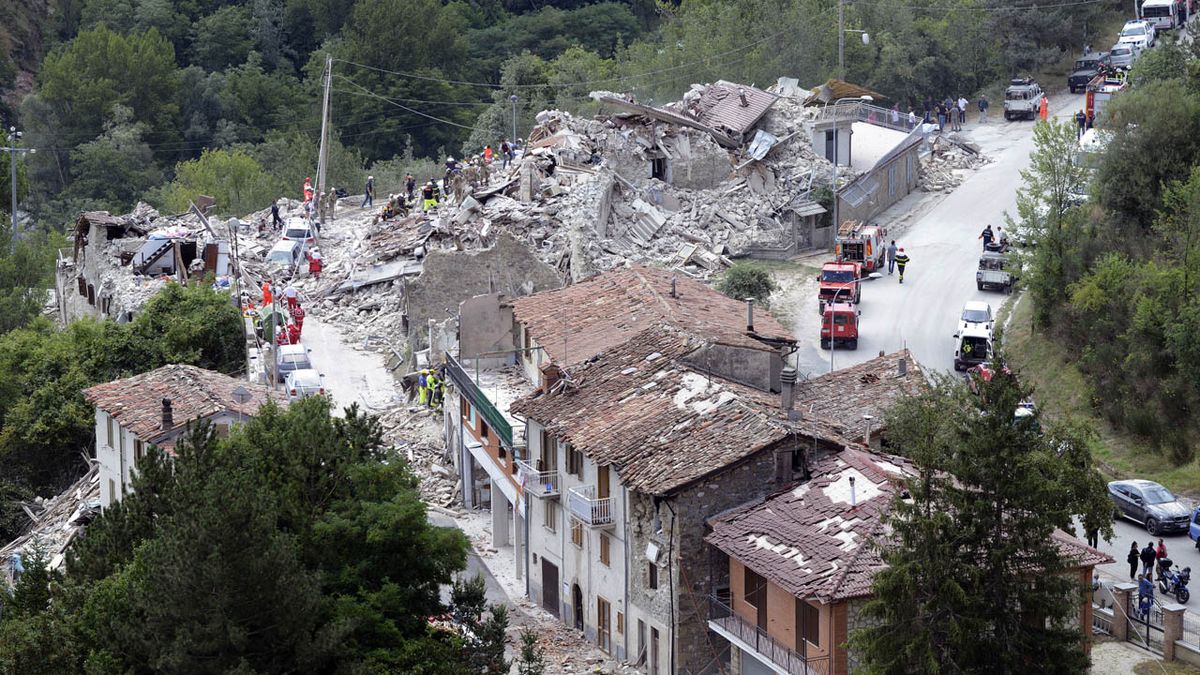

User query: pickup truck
[976,252,1015,293]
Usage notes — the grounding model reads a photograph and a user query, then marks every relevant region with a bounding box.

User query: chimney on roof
[745,299,755,333]
[161,398,173,430]
[738,88,749,107]
[898,356,908,377]
[780,367,797,415]
[541,363,563,393]
[849,475,857,507]
[670,275,678,299]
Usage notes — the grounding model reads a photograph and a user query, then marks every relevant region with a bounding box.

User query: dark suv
[1068,52,1108,93]
[1109,479,1191,535]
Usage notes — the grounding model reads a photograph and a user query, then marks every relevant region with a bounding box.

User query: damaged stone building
[54,205,232,325]
[442,265,930,674]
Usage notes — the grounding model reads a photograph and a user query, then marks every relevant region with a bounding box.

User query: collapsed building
[54,203,233,324]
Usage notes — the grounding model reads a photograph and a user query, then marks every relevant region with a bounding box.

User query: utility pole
[838,0,845,80]
[316,55,332,199]
[509,94,519,145]
[3,127,35,247]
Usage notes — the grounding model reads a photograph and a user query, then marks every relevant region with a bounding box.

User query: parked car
[282,218,317,245]
[1108,44,1139,69]
[1068,52,1109,93]
[275,344,313,383]
[1109,479,1191,535]
[959,301,994,335]
[1189,505,1200,550]
[284,368,326,401]
[953,324,993,371]
[1003,78,1046,121]
[1120,19,1157,50]
[266,239,304,268]
[976,251,1016,293]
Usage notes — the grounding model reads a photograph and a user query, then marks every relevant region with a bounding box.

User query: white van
[1140,0,1179,30]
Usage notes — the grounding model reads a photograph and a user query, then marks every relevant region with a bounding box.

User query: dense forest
[0,0,1113,225]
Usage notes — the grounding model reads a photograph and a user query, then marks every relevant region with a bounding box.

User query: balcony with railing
[567,484,613,527]
[517,459,560,499]
[707,595,830,675]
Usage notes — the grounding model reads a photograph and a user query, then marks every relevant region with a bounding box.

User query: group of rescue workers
[415,366,446,410]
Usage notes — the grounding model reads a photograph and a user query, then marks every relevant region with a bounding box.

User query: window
[744,566,768,628]
[522,325,533,362]
[544,500,558,533]
[566,445,583,477]
[650,157,668,181]
[650,627,660,675]
[134,440,144,464]
[571,519,583,548]
[796,599,821,649]
[106,415,114,449]
[87,284,95,306]
[888,163,898,196]
[906,154,914,184]
[482,421,491,443]
[648,563,659,590]
[539,430,557,470]
[600,533,611,566]
[597,597,612,653]
[107,478,115,503]
[637,620,647,666]
[617,611,624,635]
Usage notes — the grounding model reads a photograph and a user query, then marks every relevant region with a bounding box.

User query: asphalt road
[1077,514,1200,591]
[793,92,1087,377]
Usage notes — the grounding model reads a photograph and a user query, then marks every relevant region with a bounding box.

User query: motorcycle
[1157,558,1191,603]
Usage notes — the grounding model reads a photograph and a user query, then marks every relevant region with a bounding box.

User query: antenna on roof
[670,275,678,299]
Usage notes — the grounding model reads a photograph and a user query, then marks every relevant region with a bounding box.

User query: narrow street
[793,92,1087,376]
[299,314,399,414]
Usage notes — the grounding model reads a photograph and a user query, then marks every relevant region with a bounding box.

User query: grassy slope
[1002,292,1200,495]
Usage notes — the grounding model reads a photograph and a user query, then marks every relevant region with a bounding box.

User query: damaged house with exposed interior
[54,204,232,325]
[441,265,934,674]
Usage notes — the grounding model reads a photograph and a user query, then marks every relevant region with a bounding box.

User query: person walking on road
[978,95,989,123]
[887,240,898,275]
[362,175,375,208]
[894,248,910,283]
[1039,96,1049,121]
[1129,542,1141,580]
[1141,542,1157,578]
[979,224,994,250]
[1075,110,1087,139]
[957,95,968,129]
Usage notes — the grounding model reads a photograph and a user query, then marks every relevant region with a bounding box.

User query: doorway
[572,583,584,631]
[542,559,560,617]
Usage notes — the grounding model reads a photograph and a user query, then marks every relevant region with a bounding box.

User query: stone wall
[843,597,875,674]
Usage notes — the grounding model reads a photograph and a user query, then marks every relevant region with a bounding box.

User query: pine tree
[516,628,546,675]
[853,366,1112,674]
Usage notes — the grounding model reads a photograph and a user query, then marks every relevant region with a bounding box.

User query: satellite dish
[861,32,870,45]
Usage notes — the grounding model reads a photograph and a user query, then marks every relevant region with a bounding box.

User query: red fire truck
[1085,72,1128,124]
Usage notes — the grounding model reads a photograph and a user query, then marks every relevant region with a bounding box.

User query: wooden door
[541,559,560,617]
[597,464,610,499]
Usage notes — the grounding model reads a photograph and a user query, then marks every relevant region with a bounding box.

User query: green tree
[154,147,287,215]
[65,104,163,212]
[716,262,778,304]
[852,368,1112,673]
[515,628,546,675]
[189,5,254,71]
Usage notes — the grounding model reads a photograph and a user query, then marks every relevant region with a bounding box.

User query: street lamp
[837,0,871,79]
[3,126,36,245]
[822,96,873,235]
[827,272,882,373]
[509,95,519,149]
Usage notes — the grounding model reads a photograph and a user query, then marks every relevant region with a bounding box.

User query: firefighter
[426,369,441,409]
[895,248,911,283]
[306,249,323,279]
[422,181,438,211]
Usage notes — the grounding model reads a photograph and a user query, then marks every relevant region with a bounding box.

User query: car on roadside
[284,368,326,401]
[1003,78,1046,121]
[275,343,314,383]
[282,218,317,246]
[1108,44,1139,69]
[959,301,994,336]
[1109,479,1191,535]
[1119,19,1156,51]
[1068,52,1109,93]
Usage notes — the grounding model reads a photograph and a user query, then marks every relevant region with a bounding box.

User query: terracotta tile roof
[83,364,282,445]
[510,265,794,369]
[694,81,779,136]
[794,350,927,441]
[707,451,1116,604]
[510,327,849,496]
[706,447,917,602]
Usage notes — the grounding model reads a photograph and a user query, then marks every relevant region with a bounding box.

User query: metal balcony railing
[567,484,613,527]
[707,595,830,675]
[517,459,560,498]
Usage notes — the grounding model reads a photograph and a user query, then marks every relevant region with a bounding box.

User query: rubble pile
[1,463,101,583]
[919,134,991,192]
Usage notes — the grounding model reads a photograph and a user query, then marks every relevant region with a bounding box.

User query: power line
[333,75,483,131]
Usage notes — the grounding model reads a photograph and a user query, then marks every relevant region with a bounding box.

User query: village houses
[442,265,939,674]
[83,364,280,508]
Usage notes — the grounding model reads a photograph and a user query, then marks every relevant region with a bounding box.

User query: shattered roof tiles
[511,265,794,368]
[83,364,282,446]
[511,327,849,496]
[695,81,780,136]
[794,350,927,441]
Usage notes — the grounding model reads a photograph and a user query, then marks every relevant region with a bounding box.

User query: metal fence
[707,595,831,675]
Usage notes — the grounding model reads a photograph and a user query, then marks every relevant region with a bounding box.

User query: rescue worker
[306,249,323,279]
[283,284,299,312]
[291,303,306,332]
[895,248,910,283]
[362,175,375,208]
[1039,96,1049,121]
[979,224,994,251]
[422,180,438,211]
[303,177,314,203]
[405,174,416,199]
[262,279,274,306]
[325,188,337,222]
[501,139,512,169]
[287,321,301,345]
[483,145,493,164]
[417,369,430,406]
[426,369,441,409]
[271,200,284,230]
[1075,110,1087,139]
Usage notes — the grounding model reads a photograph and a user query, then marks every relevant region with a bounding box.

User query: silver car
[1109,44,1138,69]
[285,368,326,401]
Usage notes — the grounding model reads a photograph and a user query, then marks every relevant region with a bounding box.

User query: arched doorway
[572,583,584,632]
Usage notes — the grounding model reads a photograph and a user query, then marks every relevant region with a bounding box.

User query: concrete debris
[1,462,101,585]
[919,134,993,192]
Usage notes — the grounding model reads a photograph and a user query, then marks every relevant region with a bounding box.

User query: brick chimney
[161,398,174,430]
[541,363,563,393]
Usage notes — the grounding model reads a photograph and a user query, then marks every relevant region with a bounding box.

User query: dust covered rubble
[918,134,992,192]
